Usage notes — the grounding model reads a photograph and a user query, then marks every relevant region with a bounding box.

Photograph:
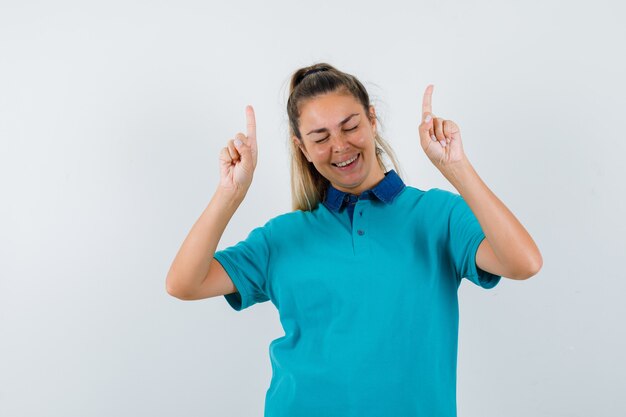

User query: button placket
[352,199,370,257]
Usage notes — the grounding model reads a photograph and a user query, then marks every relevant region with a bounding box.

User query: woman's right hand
[218,105,258,196]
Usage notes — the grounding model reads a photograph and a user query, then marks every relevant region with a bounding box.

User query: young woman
[166,63,543,417]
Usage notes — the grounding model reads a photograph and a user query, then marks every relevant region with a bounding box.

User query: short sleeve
[213,223,271,311]
[447,193,501,289]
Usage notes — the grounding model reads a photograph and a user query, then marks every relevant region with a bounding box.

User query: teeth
[335,154,358,167]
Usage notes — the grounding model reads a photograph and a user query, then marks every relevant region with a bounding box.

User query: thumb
[419,114,433,142]
[234,135,253,166]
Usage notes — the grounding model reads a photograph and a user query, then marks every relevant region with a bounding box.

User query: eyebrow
[306,113,360,135]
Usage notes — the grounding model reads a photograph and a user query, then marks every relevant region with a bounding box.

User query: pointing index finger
[246,105,256,142]
[246,105,256,140]
[422,84,434,121]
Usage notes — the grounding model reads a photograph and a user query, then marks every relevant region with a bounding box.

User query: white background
[2,1,625,416]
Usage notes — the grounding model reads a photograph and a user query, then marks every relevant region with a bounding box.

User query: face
[293,91,385,196]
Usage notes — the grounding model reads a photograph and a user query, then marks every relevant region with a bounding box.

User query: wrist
[440,157,474,190]
[214,185,247,206]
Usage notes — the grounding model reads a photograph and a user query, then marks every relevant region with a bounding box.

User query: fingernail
[440,140,447,147]
[431,135,437,142]
[425,115,432,123]
[234,139,242,146]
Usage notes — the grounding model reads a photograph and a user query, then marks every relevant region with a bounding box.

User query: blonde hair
[287,63,403,212]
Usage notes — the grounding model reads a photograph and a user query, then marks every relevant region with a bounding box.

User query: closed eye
[314,125,359,143]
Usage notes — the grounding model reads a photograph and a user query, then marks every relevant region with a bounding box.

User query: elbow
[166,276,190,300]
[166,284,179,298]
[513,254,543,280]
[166,281,180,298]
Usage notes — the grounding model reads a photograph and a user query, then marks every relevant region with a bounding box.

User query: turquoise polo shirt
[213,169,501,417]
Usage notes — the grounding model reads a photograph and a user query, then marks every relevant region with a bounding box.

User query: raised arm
[166,105,258,299]
[418,85,542,280]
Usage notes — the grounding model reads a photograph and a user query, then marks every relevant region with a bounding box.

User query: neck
[333,166,386,196]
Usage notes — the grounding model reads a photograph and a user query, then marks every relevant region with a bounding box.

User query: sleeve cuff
[213,253,249,311]
[466,234,501,289]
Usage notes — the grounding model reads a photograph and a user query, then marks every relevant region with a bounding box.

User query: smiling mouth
[332,153,360,167]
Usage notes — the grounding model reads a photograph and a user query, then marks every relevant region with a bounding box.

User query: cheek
[355,134,372,149]
[313,147,331,161]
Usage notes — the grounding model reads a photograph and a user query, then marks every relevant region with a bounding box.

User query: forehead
[298,92,363,127]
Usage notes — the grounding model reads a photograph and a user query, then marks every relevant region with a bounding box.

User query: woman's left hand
[418,84,468,169]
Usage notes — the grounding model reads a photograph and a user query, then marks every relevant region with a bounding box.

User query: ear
[293,136,312,162]
[368,105,377,133]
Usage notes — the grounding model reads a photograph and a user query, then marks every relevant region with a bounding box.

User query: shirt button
[344,195,350,202]
[357,230,365,236]
[359,211,363,216]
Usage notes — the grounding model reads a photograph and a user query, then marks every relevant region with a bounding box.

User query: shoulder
[260,207,322,235]
[254,207,333,252]
[391,187,467,231]
[265,208,313,225]
[424,186,459,200]
[394,185,460,208]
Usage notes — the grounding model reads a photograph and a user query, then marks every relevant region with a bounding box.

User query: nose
[331,132,351,153]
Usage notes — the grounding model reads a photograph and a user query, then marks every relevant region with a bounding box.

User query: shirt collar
[322,169,406,212]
